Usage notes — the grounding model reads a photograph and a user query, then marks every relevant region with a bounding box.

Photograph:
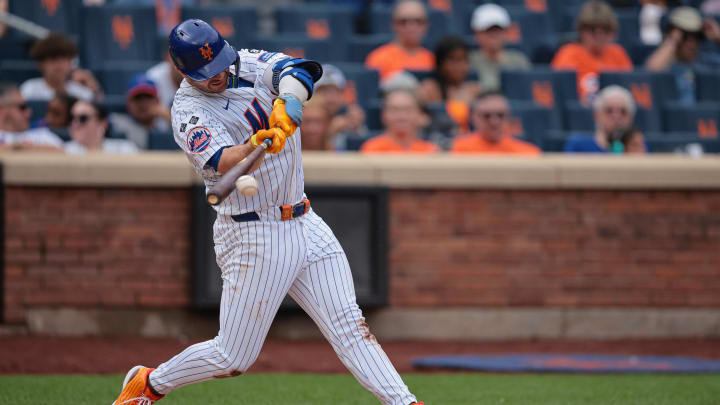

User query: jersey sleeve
[172,98,236,173]
[234,49,293,95]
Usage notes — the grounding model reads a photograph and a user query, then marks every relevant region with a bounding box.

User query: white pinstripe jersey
[171,49,304,216]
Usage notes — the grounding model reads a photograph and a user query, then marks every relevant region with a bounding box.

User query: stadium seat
[502,7,556,60]
[695,70,720,103]
[181,6,259,47]
[347,34,394,63]
[27,100,48,124]
[97,61,158,97]
[502,68,577,104]
[615,10,640,48]
[0,60,39,85]
[365,99,383,131]
[331,63,381,108]
[148,131,180,150]
[542,130,571,152]
[274,5,355,42]
[103,95,127,114]
[644,132,720,154]
[9,0,82,36]
[253,36,346,63]
[0,38,32,61]
[627,42,656,66]
[368,4,453,47]
[508,100,562,145]
[81,5,159,70]
[662,102,720,138]
[563,101,593,132]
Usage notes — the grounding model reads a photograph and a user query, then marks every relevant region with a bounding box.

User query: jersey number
[244,99,269,133]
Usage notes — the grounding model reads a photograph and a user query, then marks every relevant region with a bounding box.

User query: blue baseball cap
[126,74,158,100]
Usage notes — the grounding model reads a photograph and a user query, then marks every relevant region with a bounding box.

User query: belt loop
[304,198,310,214]
[280,204,292,221]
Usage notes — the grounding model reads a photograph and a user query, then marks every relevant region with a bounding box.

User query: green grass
[0,373,718,405]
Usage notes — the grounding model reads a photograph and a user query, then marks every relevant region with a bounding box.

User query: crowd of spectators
[1,0,719,156]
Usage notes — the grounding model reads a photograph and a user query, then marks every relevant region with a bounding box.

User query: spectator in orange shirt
[451,91,541,155]
[365,0,435,82]
[551,0,633,103]
[360,89,439,154]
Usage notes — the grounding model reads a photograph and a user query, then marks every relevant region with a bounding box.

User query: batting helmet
[168,19,237,81]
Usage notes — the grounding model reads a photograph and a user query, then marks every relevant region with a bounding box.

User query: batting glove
[250,128,287,154]
[270,94,303,136]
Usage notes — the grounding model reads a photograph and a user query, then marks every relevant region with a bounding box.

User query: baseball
[235,175,258,197]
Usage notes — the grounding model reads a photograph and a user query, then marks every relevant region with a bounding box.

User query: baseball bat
[206,139,272,206]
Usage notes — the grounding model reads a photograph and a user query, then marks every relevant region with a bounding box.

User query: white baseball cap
[316,64,346,89]
[471,3,511,31]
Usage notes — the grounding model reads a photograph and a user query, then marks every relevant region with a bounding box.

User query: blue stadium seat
[97,61,158,97]
[148,131,180,150]
[0,38,32,61]
[599,71,677,132]
[0,60,39,85]
[695,70,720,103]
[563,100,593,131]
[542,130,571,152]
[81,6,159,70]
[501,69,577,129]
[644,132,720,154]
[502,7,555,60]
[181,6,259,48]
[627,42,656,66]
[331,63,381,108]
[347,34,393,63]
[508,100,562,145]
[27,100,48,124]
[9,0,82,36]
[662,102,720,138]
[253,36,346,63]
[615,10,640,47]
[368,4,452,47]
[103,95,127,114]
[365,99,383,131]
[274,5,355,42]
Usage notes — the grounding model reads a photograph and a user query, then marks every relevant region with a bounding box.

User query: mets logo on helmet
[186,126,212,154]
[200,43,214,61]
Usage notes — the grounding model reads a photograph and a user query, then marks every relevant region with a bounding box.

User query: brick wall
[4,187,720,324]
[389,190,720,307]
[4,187,190,323]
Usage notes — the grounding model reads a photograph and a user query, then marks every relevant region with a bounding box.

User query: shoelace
[118,395,154,405]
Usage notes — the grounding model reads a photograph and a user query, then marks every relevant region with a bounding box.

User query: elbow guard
[271,58,323,98]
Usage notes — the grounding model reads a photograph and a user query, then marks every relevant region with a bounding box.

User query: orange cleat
[409,402,424,405]
[112,365,164,405]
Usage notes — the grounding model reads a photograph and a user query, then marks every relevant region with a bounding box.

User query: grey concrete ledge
[2,152,720,189]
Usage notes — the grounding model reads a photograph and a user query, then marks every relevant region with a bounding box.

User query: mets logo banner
[112,15,134,50]
[187,127,212,154]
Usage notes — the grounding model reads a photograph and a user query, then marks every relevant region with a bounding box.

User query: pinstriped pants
[150,209,417,405]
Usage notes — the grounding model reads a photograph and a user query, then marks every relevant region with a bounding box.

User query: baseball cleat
[409,402,424,405]
[112,365,164,405]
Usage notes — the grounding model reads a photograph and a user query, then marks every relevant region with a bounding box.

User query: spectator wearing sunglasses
[0,82,64,151]
[552,0,633,103]
[468,3,530,92]
[365,0,435,82]
[65,100,138,154]
[564,85,646,154]
[646,6,720,104]
[451,91,540,155]
[109,74,171,149]
[20,33,101,102]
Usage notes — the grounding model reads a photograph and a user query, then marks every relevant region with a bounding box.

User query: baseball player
[112,19,423,405]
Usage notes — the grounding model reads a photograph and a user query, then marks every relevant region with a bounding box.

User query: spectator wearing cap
[451,91,540,155]
[552,0,633,103]
[646,6,720,104]
[418,36,481,133]
[564,85,646,154]
[469,4,531,92]
[20,33,101,102]
[314,64,368,149]
[0,82,65,151]
[66,100,138,154]
[109,75,171,149]
[365,0,435,82]
[360,89,439,153]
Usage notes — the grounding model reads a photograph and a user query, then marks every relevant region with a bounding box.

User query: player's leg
[147,218,306,394]
[287,211,418,405]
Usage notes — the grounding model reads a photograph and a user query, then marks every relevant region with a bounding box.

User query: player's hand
[270,94,303,136]
[250,128,286,154]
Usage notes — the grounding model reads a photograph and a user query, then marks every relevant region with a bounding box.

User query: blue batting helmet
[168,19,237,81]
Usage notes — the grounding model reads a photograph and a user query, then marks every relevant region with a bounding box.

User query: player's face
[595,94,633,134]
[472,95,509,143]
[186,69,229,93]
[0,90,31,132]
[392,2,428,47]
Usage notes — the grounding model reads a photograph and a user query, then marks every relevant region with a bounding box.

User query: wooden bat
[206,139,272,206]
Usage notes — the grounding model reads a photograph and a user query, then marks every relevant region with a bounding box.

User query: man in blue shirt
[565,85,647,154]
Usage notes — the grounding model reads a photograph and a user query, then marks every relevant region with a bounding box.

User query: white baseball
[235,175,258,197]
